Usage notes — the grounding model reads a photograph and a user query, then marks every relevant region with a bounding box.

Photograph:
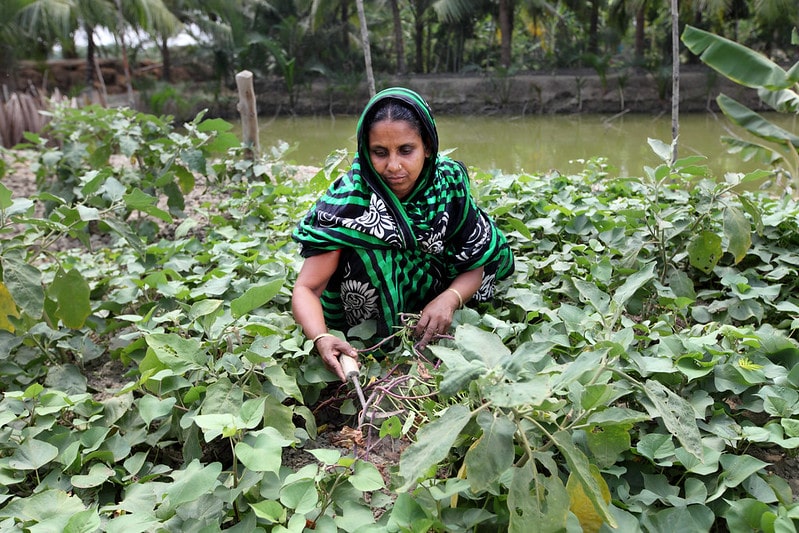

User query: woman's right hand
[315,335,359,382]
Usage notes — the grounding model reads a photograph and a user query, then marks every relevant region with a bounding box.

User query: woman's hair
[365,98,431,152]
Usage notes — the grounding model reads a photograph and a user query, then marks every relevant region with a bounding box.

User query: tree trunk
[355,0,376,97]
[498,0,513,68]
[341,0,349,56]
[114,0,135,107]
[84,24,96,100]
[589,0,599,55]
[671,0,679,164]
[635,5,646,64]
[413,0,425,72]
[390,0,406,74]
[160,34,171,82]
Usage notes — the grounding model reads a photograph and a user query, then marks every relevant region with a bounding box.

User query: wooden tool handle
[339,355,360,379]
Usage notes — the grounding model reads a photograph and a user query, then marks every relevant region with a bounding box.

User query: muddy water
[257,112,797,178]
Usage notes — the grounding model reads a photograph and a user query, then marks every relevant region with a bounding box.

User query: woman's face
[368,119,430,200]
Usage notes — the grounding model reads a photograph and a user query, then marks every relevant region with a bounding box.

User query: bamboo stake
[0,99,8,148]
[235,70,260,160]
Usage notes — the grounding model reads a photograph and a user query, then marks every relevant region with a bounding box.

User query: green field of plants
[3,101,799,532]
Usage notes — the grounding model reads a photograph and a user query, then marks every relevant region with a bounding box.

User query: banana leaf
[681,25,799,91]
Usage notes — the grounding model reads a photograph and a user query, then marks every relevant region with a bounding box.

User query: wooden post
[235,70,260,160]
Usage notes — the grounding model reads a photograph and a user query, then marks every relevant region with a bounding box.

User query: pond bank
[250,66,763,117]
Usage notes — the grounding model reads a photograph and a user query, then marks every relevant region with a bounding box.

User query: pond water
[256,112,798,178]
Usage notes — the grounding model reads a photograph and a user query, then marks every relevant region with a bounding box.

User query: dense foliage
[2,0,798,98]
[3,105,799,531]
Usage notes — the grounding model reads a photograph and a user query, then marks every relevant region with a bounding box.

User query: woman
[292,87,514,381]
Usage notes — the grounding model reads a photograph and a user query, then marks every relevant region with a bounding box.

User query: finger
[322,352,347,382]
[414,316,428,338]
[418,323,437,349]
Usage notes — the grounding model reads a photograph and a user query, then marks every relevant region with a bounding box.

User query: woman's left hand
[414,291,460,349]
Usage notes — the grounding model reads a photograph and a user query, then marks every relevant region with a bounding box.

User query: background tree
[3,0,799,116]
[355,0,376,95]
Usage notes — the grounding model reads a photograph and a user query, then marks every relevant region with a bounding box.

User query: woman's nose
[387,154,401,171]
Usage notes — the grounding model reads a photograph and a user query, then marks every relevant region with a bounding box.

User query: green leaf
[348,460,385,491]
[8,438,59,470]
[63,507,102,533]
[143,333,208,374]
[454,324,511,368]
[71,463,115,488]
[2,254,44,319]
[687,231,722,274]
[428,345,486,396]
[308,449,341,465]
[0,281,20,332]
[174,166,196,194]
[192,413,240,441]
[49,267,91,329]
[718,93,799,147]
[676,352,721,381]
[550,430,617,528]
[45,364,88,394]
[723,499,773,533]
[707,454,769,502]
[189,299,224,320]
[249,500,286,524]
[260,363,303,402]
[137,395,177,425]
[235,427,293,473]
[240,397,266,428]
[647,138,673,163]
[279,478,318,514]
[181,148,207,174]
[642,380,704,461]
[387,493,431,531]
[682,25,794,90]
[464,411,516,491]
[0,489,87,529]
[379,416,402,439]
[612,262,655,308]
[263,395,297,439]
[164,459,223,508]
[123,188,172,223]
[642,505,715,532]
[198,117,234,133]
[0,182,12,209]
[585,424,632,468]
[208,132,241,154]
[399,404,472,492]
[573,278,610,314]
[508,466,569,533]
[504,216,533,239]
[723,206,751,264]
[76,205,100,221]
[231,278,284,318]
[483,376,551,408]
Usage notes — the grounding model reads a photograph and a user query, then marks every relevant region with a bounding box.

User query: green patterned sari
[292,88,514,337]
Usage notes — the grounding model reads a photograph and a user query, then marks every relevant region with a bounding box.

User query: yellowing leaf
[566,465,611,533]
[0,282,20,332]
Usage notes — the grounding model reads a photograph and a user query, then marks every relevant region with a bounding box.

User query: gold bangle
[312,332,336,344]
[447,287,464,308]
